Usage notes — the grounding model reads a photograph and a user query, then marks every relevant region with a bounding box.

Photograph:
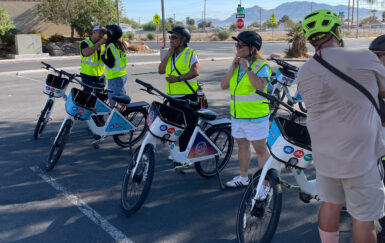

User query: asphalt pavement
[0,39,374,243]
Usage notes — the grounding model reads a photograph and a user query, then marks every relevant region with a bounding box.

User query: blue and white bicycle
[45,71,149,171]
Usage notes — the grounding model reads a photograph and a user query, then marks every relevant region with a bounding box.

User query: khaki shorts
[316,163,385,221]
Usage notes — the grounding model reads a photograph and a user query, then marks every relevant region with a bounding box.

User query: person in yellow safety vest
[158,26,200,152]
[101,25,128,108]
[220,31,272,189]
[80,25,107,93]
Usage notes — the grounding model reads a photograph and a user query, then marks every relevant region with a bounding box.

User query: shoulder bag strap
[172,52,197,95]
[313,54,381,117]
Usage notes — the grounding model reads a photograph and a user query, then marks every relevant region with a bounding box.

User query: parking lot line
[29,166,134,243]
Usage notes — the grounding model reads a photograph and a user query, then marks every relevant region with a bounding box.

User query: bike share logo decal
[45,86,50,91]
[271,132,275,139]
[50,87,56,92]
[147,110,155,126]
[170,144,175,149]
[115,124,120,129]
[283,146,294,154]
[109,125,114,129]
[196,141,207,155]
[293,150,305,158]
[304,154,312,161]
[72,107,78,111]
[160,125,168,131]
[175,130,182,136]
[167,128,175,134]
[78,109,84,114]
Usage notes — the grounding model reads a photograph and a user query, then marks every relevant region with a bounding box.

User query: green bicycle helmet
[302,9,342,43]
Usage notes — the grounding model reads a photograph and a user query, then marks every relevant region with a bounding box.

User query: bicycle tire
[121,145,155,215]
[194,126,233,178]
[45,119,73,171]
[113,108,148,147]
[34,99,54,140]
[270,91,285,120]
[298,102,307,113]
[236,169,282,243]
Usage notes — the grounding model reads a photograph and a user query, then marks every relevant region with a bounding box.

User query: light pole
[161,0,166,49]
[116,0,120,26]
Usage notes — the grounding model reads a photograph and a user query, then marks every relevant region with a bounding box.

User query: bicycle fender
[207,118,231,127]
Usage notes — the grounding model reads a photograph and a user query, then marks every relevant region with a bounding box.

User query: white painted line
[29,166,134,243]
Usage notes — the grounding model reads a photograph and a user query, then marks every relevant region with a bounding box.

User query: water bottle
[197,86,205,109]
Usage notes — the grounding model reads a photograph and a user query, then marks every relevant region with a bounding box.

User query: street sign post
[153,14,160,25]
[270,13,276,40]
[236,18,244,29]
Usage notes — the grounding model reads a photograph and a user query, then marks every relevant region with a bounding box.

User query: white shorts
[231,119,269,141]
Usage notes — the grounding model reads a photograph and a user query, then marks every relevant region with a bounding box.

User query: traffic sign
[339,11,344,16]
[153,14,160,25]
[237,6,245,15]
[236,18,244,29]
[270,13,276,24]
[236,14,245,19]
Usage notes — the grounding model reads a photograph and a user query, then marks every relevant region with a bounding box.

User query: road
[0,39,374,243]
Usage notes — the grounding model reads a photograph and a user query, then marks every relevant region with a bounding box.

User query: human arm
[220,57,239,89]
[166,61,200,83]
[81,38,107,57]
[100,47,115,68]
[158,47,175,74]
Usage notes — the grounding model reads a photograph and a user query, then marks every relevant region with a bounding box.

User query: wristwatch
[177,76,182,81]
[247,67,252,72]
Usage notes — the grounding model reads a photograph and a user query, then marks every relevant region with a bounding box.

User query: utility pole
[173,14,176,24]
[203,0,206,32]
[202,11,204,31]
[310,1,313,12]
[348,0,350,29]
[352,0,355,27]
[356,0,359,38]
[161,0,166,48]
[115,0,120,26]
[138,17,141,26]
[260,7,262,32]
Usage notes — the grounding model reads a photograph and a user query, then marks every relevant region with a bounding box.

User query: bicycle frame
[250,156,318,210]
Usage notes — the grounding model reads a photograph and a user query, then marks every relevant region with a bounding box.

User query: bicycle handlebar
[270,57,299,72]
[41,62,104,91]
[135,79,200,110]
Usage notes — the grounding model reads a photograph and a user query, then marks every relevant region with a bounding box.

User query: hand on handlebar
[166,75,179,83]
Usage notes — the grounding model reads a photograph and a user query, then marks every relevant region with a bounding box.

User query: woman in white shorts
[220,31,271,189]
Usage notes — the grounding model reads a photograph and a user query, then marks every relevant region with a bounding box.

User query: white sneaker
[168,155,173,161]
[256,185,271,200]
[225,176,249,188]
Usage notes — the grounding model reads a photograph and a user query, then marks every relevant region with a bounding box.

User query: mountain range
[195,1,382,26]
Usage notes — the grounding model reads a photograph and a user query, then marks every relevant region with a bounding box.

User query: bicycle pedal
[299,191,312,203]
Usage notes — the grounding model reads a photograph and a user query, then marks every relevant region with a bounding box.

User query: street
[0,40,372,243]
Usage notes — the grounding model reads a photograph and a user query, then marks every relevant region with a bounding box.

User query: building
[0,0,73,37]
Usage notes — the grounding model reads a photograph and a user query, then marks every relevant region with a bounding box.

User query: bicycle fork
[53,115,74,144]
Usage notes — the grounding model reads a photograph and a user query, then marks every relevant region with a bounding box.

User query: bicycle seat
[112,95,131,104]
[195,109,217,121]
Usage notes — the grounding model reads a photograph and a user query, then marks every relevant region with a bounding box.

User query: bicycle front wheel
[113,108,148,147]
[34,99,54,140]
[236,169,282,243]
[46,119,73,171]
[121,145,155,215]
[194,126,233,178]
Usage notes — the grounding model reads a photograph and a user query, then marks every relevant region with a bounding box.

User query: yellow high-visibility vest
[165,47,198,95]
[80,38,105,77]
[229,59,271,119]
[105,43,127,79]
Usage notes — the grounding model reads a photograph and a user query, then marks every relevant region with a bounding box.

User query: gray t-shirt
[297,47,385,178]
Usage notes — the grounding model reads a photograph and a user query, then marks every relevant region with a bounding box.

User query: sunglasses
[169,35,180,40]
[376,53,385,58]
[235,43,248,48]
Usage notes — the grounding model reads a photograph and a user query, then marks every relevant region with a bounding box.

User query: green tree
[0,7,14,37]
[168,17,174,24]
[382,11,385,21]
[37,0,121,40]
[217,30,230,40]
[263,20,278,28]
[285,23,307,58]
[198,21,213,29]
[229,23,237,31]
[142,21,156,31]
[248,21,261,28]
[360,15,378,25]
[186,17,195,26]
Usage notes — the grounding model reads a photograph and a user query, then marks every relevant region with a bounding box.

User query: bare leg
[352,217,376,243]
[236,138,251,178]
[250,139,269,169]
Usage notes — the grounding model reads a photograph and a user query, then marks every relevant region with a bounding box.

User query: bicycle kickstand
[92,136,106,149]
[215,156,225,190]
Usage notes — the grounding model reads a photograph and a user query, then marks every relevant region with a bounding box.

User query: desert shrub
[49,33,64,42]
[216,30,230,40]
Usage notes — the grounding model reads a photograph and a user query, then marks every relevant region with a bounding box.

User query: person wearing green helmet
[298,9,385,243]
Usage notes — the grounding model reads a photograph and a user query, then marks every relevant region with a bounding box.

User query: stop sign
[236,18,244,29]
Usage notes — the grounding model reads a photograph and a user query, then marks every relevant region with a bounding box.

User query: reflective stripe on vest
[229,59,271,119]
[105,43,127,80]
[80,38,105,77]
[165,47,198,95]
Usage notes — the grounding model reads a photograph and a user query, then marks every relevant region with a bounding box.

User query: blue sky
[122,0,378,23]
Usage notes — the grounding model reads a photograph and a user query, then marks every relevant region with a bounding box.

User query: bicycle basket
[267,116,312,169]
[146,101,186,142]
[65,88,97,120]
[275,68,296,86]
[43,74,69,97]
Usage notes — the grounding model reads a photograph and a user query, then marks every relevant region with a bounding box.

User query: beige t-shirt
[297,47,385,178]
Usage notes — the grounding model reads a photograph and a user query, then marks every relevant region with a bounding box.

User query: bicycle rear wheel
[269,91,285,120]
[34,99,54,140]
[121,145,155,215]
[46,119,73,171]
[194,126,233,178]
[113,108,148,147]
[236,169,282,243]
